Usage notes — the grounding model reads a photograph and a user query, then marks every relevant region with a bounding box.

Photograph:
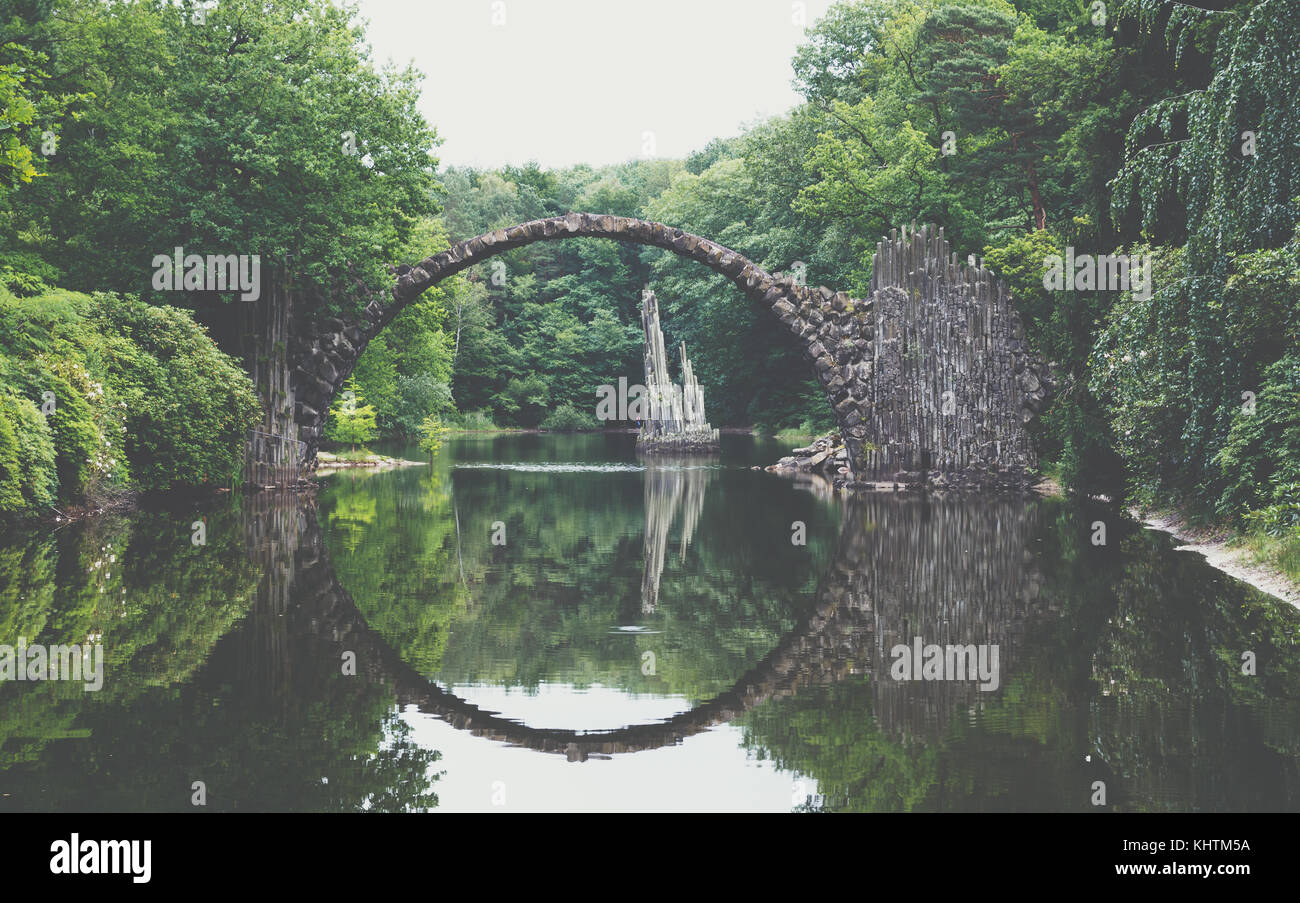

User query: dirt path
[1135,509,1300,608]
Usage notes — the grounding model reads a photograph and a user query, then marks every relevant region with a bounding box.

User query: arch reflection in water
[7,451,1294,812]
[282,489,1051,760]
[301,457,1300,811]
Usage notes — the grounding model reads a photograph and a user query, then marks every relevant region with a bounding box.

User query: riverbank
[316,451,426,470]
[1133,508,1300,608]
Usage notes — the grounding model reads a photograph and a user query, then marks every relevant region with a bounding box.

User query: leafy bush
[540,404,597,432]
[984,230,1125,495]
[0,403,22,512]
[1214,354,1300,521]
[0,394,56,510]
[36,367,103,502]
[1095,235,1300,511]
[325,376,379,450]
[419,414,447,456]
[494,374,550,428]
[391,373,455,437]
[89,297,260,492]
[0,290,260,508]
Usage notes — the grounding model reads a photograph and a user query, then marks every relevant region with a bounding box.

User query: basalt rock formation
[636,289,720,454]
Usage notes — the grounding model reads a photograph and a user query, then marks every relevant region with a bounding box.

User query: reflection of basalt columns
[641,461,714,613]
[826,494,1050,739]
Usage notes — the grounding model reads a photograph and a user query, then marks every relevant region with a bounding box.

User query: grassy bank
[1237,530,1300,585]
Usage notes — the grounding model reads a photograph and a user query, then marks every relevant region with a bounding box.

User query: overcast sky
[353,0,837,169]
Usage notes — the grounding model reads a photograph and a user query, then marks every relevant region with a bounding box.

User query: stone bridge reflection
[242,487,1053,760]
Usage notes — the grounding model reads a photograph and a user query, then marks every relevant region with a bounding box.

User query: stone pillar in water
[637,289,720,454]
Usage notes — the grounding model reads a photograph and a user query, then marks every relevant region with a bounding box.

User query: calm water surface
[2,433,1298,812]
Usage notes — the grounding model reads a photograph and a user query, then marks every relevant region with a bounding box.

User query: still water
[1,433,1298,812]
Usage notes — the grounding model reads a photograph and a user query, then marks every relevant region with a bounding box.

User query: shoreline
[1133,507,1300,608]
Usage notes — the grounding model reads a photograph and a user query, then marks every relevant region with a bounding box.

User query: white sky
[353,0,837,169]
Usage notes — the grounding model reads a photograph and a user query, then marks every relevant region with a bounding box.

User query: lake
[1,432,1298,812]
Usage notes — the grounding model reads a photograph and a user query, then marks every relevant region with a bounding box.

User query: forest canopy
[1,0,1296,537]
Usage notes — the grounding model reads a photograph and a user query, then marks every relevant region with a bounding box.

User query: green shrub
[89,296,260,492]
[1213,354,1300,521]
[419,414,447,456]
[0,290,260,503]
[0,394,56,509]
[495,374,550,428]
[984,230,1125,496]
[0,404,23,512]
[540,404,597,432]
[446,409,499,431]
[37,368,101,502]
[325,376,379,451]
[391,373,454,437]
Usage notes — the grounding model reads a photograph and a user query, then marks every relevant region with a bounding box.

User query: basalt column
[850,224,1052,490]
[636,289,720,454]
[239,266,306,488]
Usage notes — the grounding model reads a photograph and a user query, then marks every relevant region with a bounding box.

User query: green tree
[327,377,378,451]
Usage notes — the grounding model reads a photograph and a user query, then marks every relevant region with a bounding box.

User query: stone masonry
[285,214,1052,491]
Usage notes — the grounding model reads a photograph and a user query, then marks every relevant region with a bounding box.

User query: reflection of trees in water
[0,506,257,777]
[8,484,1296,811]
[0,495,442,813]
[291,491,1054,759]
[741,495,1300,812]
[425,466,829,698]
[640,460,715,613]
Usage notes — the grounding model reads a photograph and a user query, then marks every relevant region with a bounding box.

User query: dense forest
[1,0,1297,562]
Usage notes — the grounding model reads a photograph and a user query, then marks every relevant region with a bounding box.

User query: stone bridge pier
[283,216,1051,491]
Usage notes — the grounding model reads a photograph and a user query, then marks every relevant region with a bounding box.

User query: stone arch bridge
[285,214,1052,490]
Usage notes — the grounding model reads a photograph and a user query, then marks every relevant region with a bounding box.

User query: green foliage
[0,40,58,185]
[0,399,22,511]
[494,374,550,428]
[89,297,261,492]
[4,0,439,318]
[1103,0,1300,512]
[32,366,102,503]
[983,231,1125,492]
[326,377,379,450]
[418,414,446,457]
[0,289,258,511]
[1096,227,1300,510]
[392,374,455,437]
[539,403,597,432]
[437,162,671,427]
[1214,354,1300,520]
[0,393,56,509]
[444,409,499,431]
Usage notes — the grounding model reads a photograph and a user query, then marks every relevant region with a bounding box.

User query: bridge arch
[287,215,1052,490]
